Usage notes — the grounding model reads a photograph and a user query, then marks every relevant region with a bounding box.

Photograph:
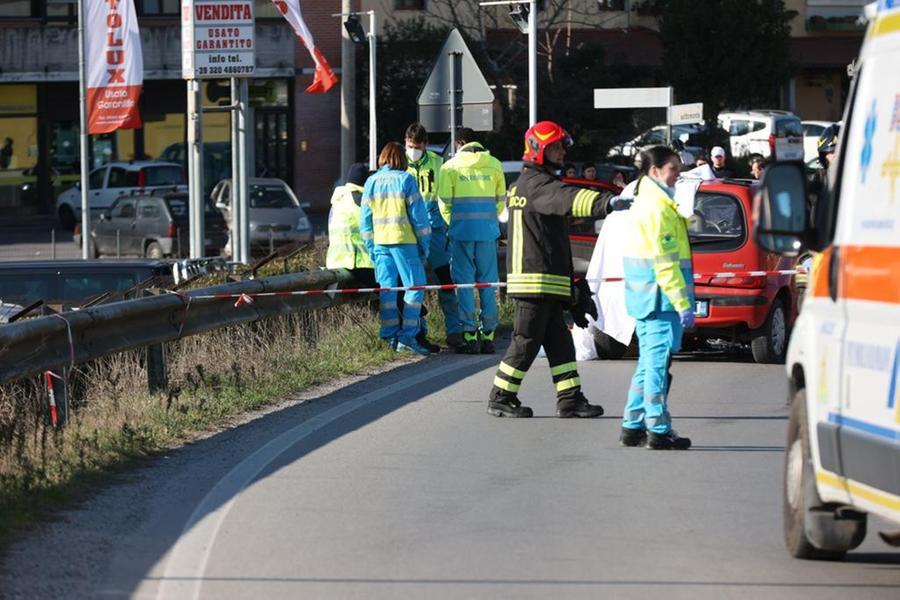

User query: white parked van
[718,110,805,162]
[754,1,900,559]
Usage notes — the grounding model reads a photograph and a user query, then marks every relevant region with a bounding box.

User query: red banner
[86,0,143,134]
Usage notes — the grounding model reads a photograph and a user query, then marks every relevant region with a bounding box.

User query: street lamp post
[335,11,377,171]
[479,0,537,126]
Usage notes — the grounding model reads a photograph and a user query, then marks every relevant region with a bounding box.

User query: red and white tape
[178,269,806,302]
[44,370,63,427]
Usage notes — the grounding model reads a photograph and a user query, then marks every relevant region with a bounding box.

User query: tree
[658,0,796,119]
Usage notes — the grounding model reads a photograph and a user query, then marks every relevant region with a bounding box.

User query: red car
[569,177,799,364]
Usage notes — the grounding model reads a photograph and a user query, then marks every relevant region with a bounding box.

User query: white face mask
[406,147,424,162]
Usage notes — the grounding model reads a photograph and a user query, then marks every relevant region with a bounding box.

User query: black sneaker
[455,332,481,354]
[646,430,692,450]
[556,395,604,418]
[619,427,647,447]
[445,332,465,350]
[479,330,495,354]
[487,396,533,418]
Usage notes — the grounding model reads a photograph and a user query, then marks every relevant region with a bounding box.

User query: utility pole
[340,0,356,178]
[480,0,538,126]
[77,0,91,259]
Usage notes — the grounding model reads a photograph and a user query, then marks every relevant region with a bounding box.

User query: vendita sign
[182,0,256,79]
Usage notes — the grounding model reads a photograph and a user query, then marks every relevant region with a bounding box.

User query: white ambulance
[755,1,900,559]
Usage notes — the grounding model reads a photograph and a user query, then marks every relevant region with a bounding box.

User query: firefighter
[438,127,506,354]
[619,146,693,450]
[405,123,463,350]
[325,163,376,287]
[360,142,433,355]
[488,121,629,418]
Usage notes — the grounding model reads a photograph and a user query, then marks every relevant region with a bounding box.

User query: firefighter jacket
[506,163,615,301]
[407,149,445,231]
[359,166,431,258]
[622,176,694,318]
[325,183,374,270]
[437,142,505,241]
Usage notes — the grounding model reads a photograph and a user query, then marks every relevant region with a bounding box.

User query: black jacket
[506,163,615,300]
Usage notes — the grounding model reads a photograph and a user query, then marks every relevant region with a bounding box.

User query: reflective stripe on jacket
[360,167,431,255]
[325,183,374,270]
[506,164,614,300]
[623,176,694,317]
[437,142,505,241]
[407,149,445,230]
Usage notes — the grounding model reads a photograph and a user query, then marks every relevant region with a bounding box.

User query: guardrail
[0,268,359,386]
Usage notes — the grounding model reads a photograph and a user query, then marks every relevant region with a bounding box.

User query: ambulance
[754,1,900,559]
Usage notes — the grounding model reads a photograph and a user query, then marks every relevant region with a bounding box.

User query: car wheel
[591,329,628,360]
[751,298,787,364]
[784,389,865,560]
[144,241,164,259]
[58,205,76,230]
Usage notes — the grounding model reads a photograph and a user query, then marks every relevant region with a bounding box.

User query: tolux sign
[182,0,256,80]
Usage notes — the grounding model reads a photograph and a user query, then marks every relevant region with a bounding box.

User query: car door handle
[828,246,840,303]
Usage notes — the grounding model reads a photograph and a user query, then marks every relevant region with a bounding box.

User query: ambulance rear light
[709,275,767,288]
[768,134,776,155]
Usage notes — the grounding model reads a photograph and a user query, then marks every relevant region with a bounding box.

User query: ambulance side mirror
[753,162,809,258]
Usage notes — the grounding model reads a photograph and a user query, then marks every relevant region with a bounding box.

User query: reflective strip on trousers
[556,377,581,392]
[493,376,520,392]
[550,361,578,376]
[499,361,526,379]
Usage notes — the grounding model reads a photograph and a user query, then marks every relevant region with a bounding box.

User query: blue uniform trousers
[373,244,426,344]
[426,227,462,336]
[450,239,499,334]
[622,311,682,434]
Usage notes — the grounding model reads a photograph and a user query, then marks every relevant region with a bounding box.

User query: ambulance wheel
[751,298,787,364]
[784,389,863,560]
[592,329,627,360]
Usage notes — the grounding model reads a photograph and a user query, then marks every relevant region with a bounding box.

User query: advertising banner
[182,0,256,79]
[271,0,338,93]
[86,0,143,134]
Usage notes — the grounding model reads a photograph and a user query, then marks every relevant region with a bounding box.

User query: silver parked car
[210,178,313,257]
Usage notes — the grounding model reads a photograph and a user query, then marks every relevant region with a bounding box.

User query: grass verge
[0,271,513,542]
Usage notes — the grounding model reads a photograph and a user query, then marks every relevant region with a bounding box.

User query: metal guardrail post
[146,343,168,394]
[116,230,121,258]
[51,229,56,260]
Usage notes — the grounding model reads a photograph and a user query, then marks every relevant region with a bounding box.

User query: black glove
[570,278,598,329]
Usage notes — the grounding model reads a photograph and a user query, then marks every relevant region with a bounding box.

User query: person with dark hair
[582,162,597,181]
[326,163,375,286]
[0,138,13,170]
[750,156,766,180]
[404,122,462,350]
[619,146,693,449]
[360,142,433,355]
[563,162,578,178]
[487,121,630,418]
[438,127,505,354]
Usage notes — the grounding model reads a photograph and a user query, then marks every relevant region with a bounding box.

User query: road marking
[155,355,496,600]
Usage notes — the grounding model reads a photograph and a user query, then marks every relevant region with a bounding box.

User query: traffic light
[344,15,367,45]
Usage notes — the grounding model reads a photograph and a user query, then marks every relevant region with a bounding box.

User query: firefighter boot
[455,331,481,354]
[556,393,605,418]
[487,395,533,418]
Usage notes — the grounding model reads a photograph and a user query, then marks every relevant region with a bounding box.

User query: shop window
[138,0,179,16]
[255,0,282,19]
[0,1,33,17]
[144,113,185,159]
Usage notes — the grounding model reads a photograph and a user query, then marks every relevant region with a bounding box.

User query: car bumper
[694,288,771,330]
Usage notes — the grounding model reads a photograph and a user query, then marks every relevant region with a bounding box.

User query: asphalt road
[1,345,898,599]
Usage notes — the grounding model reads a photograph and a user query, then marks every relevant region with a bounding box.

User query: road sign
[670,102,704,126]
[417,29,494,132]
[182,0,256,80]
[593,87,672,109]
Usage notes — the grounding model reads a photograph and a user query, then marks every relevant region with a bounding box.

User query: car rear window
[776,119,803,138]
[249,184,298,209]
[165,195,219,221]
[144,166,185,186]
[688,192,746,252]
[0,271,140,305]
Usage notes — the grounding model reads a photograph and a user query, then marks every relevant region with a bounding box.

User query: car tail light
[709,275,767,288]
[137,169,146,187]
[167,223,177,238]
[74,224,80,236]
[768,134,776,155]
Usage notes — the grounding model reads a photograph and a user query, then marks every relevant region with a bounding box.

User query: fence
[0,268,359,388]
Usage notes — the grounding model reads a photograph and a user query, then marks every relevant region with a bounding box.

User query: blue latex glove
[679,307,695,329]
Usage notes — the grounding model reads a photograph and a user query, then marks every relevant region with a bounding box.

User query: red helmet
[522,121,573,165]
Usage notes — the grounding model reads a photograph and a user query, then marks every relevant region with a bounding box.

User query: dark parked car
[0,259,174,314]
[80,191,228,258]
